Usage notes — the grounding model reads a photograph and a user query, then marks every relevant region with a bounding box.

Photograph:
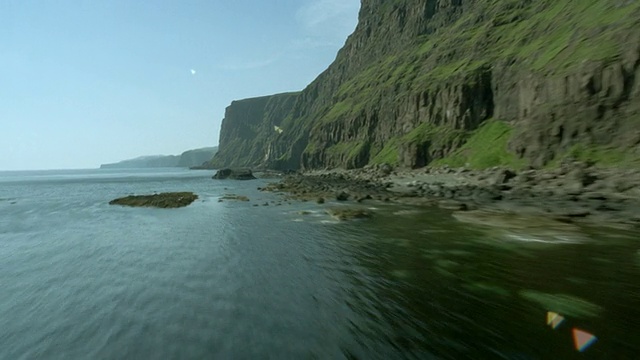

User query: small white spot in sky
[190,69,196,75]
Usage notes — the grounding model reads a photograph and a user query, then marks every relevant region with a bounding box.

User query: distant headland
[100,147,217,169]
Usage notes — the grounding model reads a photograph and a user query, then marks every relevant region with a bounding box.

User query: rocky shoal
[261,161,640,229]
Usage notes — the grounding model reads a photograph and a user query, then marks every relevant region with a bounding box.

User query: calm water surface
[0,168,638,359]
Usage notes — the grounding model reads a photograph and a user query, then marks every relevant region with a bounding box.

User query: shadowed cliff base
[210,0,640,173]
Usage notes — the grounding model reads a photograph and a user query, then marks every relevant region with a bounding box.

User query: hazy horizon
[1,0,360,171]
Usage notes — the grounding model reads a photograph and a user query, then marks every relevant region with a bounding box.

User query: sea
[0,168,638,359]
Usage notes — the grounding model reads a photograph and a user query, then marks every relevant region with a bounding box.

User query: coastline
[261,161,640,229]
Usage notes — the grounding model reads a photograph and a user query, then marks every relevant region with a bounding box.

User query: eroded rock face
[109,192,198,208]
[212,168,256,180]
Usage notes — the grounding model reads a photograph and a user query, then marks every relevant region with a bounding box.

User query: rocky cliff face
[211,0,640,170]
[177,147,218,168]
[209,93,299,169]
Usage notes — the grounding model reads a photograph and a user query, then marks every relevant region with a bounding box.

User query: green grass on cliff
[401,123,468,148]
[371,138,400,165]
[321,0,640,125]
[326,141,367,160]
[314,0,640,168]
[433,120,526,170]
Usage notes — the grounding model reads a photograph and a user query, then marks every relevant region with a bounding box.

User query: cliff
[177,147,218,168]
[211,0,640,170]
[101,147,217,169]
[208,92,300,169]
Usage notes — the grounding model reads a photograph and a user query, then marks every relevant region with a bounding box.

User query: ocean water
[0,168,638,359]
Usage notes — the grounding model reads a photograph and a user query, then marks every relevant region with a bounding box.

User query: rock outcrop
[212,168,257,180]
[208,93,299,169]
[109,192,198,208]
[212,0,640,171]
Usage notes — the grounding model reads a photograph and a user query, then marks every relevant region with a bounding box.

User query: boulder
[212,168,257,180]
[379,163,393,176]
[336,191,350,201]
[492,169,517,185]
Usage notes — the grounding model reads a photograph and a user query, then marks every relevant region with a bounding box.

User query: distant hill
[100,147,217,169]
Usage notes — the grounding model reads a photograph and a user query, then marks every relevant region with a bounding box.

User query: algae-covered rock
[109,192,198,208]
[213,168,256,180]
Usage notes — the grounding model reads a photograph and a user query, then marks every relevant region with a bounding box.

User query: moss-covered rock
[109,192,198,208]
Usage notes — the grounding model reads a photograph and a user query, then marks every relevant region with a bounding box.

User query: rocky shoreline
[262,161,640,229]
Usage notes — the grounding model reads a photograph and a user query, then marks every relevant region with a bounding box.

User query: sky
[0,0,360,170]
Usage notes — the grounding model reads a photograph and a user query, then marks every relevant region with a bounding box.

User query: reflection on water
[0,169,639,359]
[326,205,640,359]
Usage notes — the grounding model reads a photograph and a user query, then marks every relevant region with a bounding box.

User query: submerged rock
[212,168,256,180]
[219,194,250,202]
[109,192,198,208]
[326,207,373,221]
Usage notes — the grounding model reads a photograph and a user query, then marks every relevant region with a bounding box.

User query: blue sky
[0,0,360,170]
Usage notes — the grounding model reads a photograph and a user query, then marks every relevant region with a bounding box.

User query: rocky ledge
[109,192,198,208]
[262,161,640,229]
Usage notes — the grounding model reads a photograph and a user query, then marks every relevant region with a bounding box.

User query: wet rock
[316,197,325,204]
[492,169,517,185]
[568,168,597,187]
[473,189,503,203]
[212,168,257,180]
[438,200,469,211]
[109,192,198,208]
[219,194,250,202]
[379,163,393,175]
[336,191,350,201]
[326,207,373,221]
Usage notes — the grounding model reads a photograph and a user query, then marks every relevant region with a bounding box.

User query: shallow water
[1,169,638,359]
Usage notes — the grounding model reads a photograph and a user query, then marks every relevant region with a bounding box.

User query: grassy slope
[310,0,640,168]
[432,120,527,169]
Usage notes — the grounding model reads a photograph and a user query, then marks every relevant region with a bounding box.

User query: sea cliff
[211,0,640,171]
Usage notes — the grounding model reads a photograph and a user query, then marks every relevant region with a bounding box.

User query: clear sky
[0,0,360,170]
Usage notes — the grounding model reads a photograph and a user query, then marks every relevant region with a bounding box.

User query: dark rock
[109,192,198,208]
[473,189,503,202]
[438,200,468,211]
[492,169,517,185]
[557,208,591,218]
[317,197,325,204]
[379,163,393,176]
[336,191,350,201]
[212,168,257,180]
[568,168,597,187]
